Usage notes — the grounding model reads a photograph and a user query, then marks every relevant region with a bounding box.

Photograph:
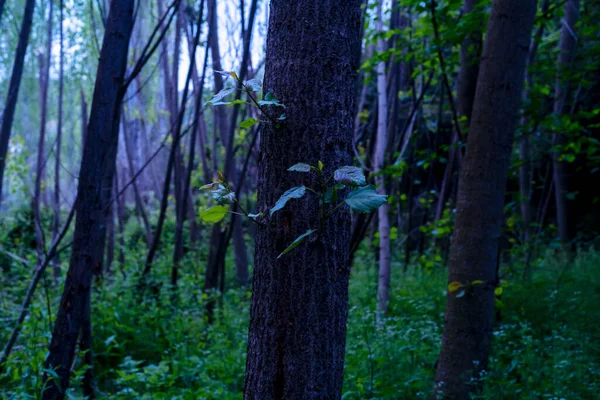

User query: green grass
[1,243,599,399]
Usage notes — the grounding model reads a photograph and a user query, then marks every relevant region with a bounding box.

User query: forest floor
[1,241,599,399]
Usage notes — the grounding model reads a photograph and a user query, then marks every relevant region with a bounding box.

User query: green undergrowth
[1,240,599,399]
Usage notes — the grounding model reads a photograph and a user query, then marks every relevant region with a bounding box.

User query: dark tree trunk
[0,0,6,26]
[435,0,481,222]
[552,0,579,247]
[0,0,36,204]
[433,1,537,399]
[122,115,153,244]
[114,172,126,277]
[243,1,362,398]
[42,1,134,398]
[173,0,205,286]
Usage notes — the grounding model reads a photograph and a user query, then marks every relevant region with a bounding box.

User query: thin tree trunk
[204,0,258,302]
[435,0,481,222]
[520,0,550,247]
[0,0,6,26]
[552,0,579,247]
[122,115,153,244]
[0,0,36,205]
[172,0,205,286]
[114,171,126,277]
[433,1,537,398]
[52,0,65,283]
[374,1,391,322]
[33,0,54,261]
[42,1,134,397]
[105,192,115,275]
[243,1,362,397]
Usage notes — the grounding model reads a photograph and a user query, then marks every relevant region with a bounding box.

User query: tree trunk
[42,1,134,398]
[0,0,36,204]
[173,0,205,286]
[33,0,54,261]
[52,0,65,283]
[374,1,391,321]
[435,0,481,222]
[552,0,579,247]
[243,1,362,398]
[433,1,537,398]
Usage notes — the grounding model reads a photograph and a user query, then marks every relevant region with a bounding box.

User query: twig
[0,202,76,369]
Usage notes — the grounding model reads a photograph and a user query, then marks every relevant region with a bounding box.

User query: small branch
[0,202,76,369]
[430,0,464,143]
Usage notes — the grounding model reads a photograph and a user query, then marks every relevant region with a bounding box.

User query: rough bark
[42,1,134,398]
[433,1,537,398]
[243,1,362,398]
[552,0,579,247]
[0,0,36,204]
[374,1,391,321]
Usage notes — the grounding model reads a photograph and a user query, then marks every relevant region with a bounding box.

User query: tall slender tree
[552,0,580,247]
[42,1,135,397]
[375,0,391,321]
[243,0,363,398]
[33,0,54,261]
[0,0,36,204]
[52,0,65,282]
[434,0,537,398]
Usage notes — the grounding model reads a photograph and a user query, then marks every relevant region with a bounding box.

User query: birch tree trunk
[374,1,391,321]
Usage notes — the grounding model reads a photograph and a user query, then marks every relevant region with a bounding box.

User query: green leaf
[334,166,366,186]
[199,205,229,223]
[277,229,316,259]
[245,78,262,92]
[324,185,339,204]
[206,87,235,105]
[288,163,312,172]
[318,161,324,171]
[344,186,387,213]
[448,281,462,292]
[258,92,286,108]
[226,99,247,106]
[248,212,263,221]
[240,118,258,129]
[270,186,307,216]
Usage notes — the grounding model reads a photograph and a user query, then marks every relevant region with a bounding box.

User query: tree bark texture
[42,1,134,398]
[434,1,537,398]
[243,1,362,398]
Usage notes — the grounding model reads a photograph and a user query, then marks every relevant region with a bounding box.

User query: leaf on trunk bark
[270,186,307,216]
[277,229,316,259]
[334,166,366,186]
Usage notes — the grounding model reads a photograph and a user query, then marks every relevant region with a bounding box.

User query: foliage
[2,233,598,398]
